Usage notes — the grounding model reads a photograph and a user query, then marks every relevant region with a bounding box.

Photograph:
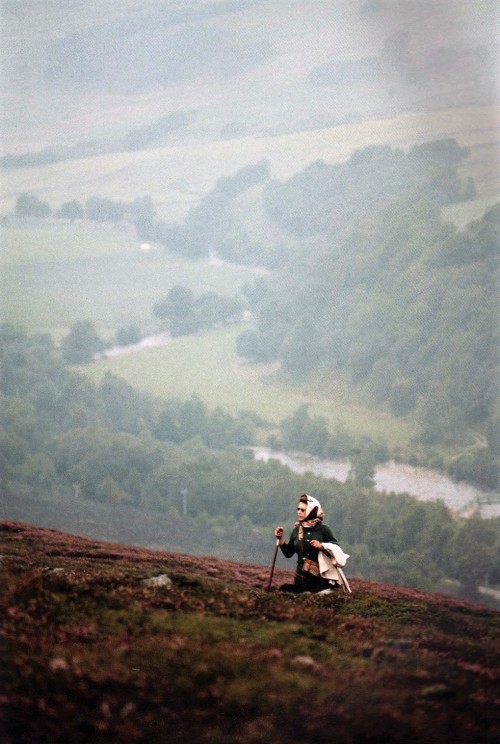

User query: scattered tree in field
[85,195,127,222]
[153,285,243,337]
[61,321,104,364]
[15,193,51,219]
[153,285,195,336]
[347,447,377,489]
[116,325,142,346]
[55,200,84,222]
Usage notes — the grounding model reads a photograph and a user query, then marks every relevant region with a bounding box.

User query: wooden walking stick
[266,537,280,592]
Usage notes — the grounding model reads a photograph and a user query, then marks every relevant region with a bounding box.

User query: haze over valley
[0,0,499,603]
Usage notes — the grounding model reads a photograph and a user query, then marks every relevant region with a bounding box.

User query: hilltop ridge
[1,521,499,743]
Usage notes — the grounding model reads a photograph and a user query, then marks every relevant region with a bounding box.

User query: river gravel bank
[252,448,500,518]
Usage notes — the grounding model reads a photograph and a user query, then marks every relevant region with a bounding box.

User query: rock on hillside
[1,521,499,744]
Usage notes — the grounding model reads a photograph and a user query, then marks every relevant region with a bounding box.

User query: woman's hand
[274,526,284,543]
[310,539,323,551]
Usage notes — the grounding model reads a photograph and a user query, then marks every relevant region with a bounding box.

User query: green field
[0,218,415,450]
[80,324,415,450]
[2,106,499,221]
[0,221,255,339]
[3,208,488,461]
[2,106,497,458]
[0,226,486,467]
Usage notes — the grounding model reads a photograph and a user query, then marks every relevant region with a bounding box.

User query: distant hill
[2,0,497,154]
[2,2,498,221]
[1,521,499,743]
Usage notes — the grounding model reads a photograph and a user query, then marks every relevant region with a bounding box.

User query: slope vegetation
[1,521,499,744]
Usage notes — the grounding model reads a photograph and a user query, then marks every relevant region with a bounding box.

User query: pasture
[0,221,255,339]
[1,105,499,221]
[2,98,497,458]
[0,219,414,450]
[81,323,415,451]
[81,325,306,419]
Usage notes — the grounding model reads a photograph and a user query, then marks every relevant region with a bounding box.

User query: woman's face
[297,504,307,519]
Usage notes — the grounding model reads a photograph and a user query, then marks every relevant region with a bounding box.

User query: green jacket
[280,521,338,574]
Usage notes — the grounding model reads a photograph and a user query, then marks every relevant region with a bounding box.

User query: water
[90,318,499,521]
[94,332,175,360]
[251,448,499,518]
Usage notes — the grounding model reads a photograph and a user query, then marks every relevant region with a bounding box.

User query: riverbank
[251,448,500,518]
[89,331,499,520]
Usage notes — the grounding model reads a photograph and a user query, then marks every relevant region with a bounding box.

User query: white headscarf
[296,494,324,548]
[299,494,324,520]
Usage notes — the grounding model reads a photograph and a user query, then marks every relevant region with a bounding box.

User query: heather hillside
[1,521,499,743]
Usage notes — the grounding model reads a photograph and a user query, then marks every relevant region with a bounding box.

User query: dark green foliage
[153,284,244,336]
[2,326,499,597]
[128,195,157,240]
[0,113,194,167]
[262,141,469,238]
[449,448,499,491]
[237,144,498,473]
[12,192,157,237]
[61,321,104,364]
[157,159,274,264]
[115,325,142,347]
[270,404,363,462]
[153,395,254,449]
[446,517,500,596]
[46,426,163,504]
[347,448,377,489]
[153,284,196,334]
[14,193,158,234]
[235,328,261,359]
[97,373,153,434]
[278,404,332,456]
[85,195,127,223]
[123,111,195,150]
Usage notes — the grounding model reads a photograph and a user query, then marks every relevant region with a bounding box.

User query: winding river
[95,328,499,520]
[251,447,499,518]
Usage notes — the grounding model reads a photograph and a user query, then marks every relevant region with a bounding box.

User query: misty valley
[1,136,499,605]
[1,4,500,743]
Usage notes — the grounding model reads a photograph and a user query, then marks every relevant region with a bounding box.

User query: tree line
[1,325,498,601]
[59,282,245,365]
[237,199,499,455]
[234,143,499,488]
[0,111,196,169]
[6,140,499,489]
[11,193,156,242]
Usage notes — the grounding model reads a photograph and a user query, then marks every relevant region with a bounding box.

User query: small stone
[421,683,454,699]
[121,702,136,718]
[49,657,69,672]
[291,655,316,668]
[141,574,173,589]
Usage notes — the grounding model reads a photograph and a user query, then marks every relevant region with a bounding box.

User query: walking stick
[266,537,280,592]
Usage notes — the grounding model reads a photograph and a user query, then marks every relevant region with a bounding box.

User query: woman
[274,493,339,593]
